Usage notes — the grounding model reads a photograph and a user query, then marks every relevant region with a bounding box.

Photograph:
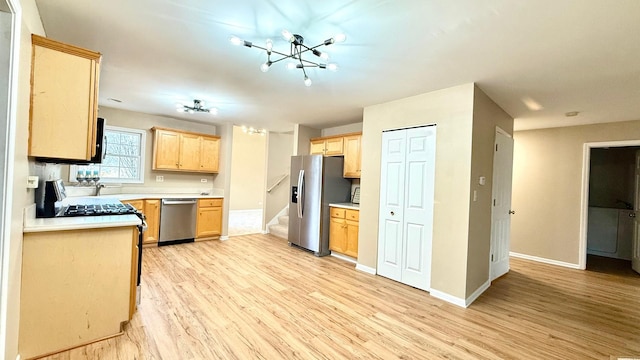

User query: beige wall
[465,86,514,295]
[264,132,293,223]
[321,122,362,137]
[60,106,220,191]
[512,119,640,265]
[361,83,476,299]
[212,122,233,237]
[293,124,320,156]
[6,0,45,358]
[229,125,266,211]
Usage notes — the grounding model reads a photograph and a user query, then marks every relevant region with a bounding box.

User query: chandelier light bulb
[229,36,243,46]
[260,62,271,72]
[320,52,329,61]
[327,63,338,71]
[176,108,184,112]
[304,76,312,87]
[188,109,194,114]
[210,108,218,115]
[286,63,297,70]
[334,33,347,43]
[282,29,294,42]
[266,39,273,52]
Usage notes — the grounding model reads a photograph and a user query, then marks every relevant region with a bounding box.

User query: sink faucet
[96,183,106,196]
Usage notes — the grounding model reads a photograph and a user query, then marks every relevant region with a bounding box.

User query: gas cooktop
[62,203,138,217]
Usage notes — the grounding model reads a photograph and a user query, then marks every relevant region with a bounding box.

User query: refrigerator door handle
[297,170,304,218]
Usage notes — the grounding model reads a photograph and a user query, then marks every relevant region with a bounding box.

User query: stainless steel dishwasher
[159,198,197,245]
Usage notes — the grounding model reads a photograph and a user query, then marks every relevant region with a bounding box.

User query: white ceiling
[34,0,640,133]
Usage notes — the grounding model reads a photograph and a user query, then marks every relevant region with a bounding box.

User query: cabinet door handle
[390,211,395,216]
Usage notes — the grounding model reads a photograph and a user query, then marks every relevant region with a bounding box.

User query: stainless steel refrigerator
[289,155,351,256]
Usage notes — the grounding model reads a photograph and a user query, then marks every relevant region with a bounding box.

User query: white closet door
[377,130,406,281]
[490,130,514,280]
[400,127,436,291]
[377,125,436,291]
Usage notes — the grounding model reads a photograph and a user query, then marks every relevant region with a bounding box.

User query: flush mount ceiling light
[176,99,218,115]
[242,126,267,136]
[230,29,346,86]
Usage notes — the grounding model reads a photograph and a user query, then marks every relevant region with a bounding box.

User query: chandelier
[176,99,217,115]
[242,126,267,136]
[230,29,346,86]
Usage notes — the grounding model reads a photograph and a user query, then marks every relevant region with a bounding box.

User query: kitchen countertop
[100,193,223,201]
[23,198,142,233]
[329,203,360,210]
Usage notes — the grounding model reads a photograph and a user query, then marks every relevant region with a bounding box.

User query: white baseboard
[509,251,580,269]
[465,279,490,307]
[220,235,229,241]
[355,263,376,275]
[261,230,269,235]
[330,252,357,264]
[430,289,466,308]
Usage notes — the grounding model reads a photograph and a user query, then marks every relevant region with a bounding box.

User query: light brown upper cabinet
[152,127,220,173]
[343,134,362,178]
[310,136,344,156]
[310,132,362,178]
[28,35,102,161]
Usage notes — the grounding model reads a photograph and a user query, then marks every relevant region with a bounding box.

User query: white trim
[1,0,21,356]
[579,140,640,270]
[330,252,357,264]
[510,251,580,269]
[466,279,490,307]
[429,289,466,308]
[69,125,147,184]
[220,235,229,241]
[355,263,376,275]
[495,125,512,138]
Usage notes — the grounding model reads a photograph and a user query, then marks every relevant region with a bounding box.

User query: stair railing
[267,173,289,193]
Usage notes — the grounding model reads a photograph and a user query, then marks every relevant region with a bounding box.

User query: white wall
[321,122,362,137]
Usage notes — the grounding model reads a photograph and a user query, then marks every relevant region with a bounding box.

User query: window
[70,126,146,184]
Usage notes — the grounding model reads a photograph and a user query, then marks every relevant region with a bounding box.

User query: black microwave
[35,117,106,164]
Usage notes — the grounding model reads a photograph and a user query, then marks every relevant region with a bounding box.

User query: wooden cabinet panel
[325,137,344,155]
[28,35,101,161]
[179,133,201,170]
[329,217,347,253]
[310,139,326,155]
[196,198,223,240]
[329,206,359,258]
[152,127,220,173]
[345,220,359,258]
[154,130,180,170]
[126,199,144,211]
[200,136,220,172]
[343,134,362,178]
[143,199,160,245]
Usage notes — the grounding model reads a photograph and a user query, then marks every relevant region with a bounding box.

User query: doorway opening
[228,125,267,236]
[580,141,640,276]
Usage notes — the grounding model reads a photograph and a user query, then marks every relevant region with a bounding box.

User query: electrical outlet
[200,179,207,183]
[156,176,164,182]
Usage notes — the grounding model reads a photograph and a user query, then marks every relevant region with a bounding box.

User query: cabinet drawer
[330,208,346,218]
[199,198,222,208]
[346,209,359,221]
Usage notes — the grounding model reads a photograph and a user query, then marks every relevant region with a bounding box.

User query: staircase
[268,207,289,240]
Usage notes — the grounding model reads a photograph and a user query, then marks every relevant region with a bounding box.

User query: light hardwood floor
[43,234,640,360]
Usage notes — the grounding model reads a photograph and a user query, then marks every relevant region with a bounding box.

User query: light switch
[27,176,39,189]
[479,176,486,186]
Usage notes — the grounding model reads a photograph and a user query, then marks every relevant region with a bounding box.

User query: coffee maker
[35,179,67,218]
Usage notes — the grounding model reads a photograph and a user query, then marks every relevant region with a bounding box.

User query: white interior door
[377,130,406,282]
[632,150,640,274]
[378,126,436,291]
[400,127,436,291]
[490,129,514,280]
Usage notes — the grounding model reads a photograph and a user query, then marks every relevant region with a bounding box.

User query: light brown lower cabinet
[196,198,223,240]
[20,226,136,359]
[329,207,359,258]
[143,199,160,245]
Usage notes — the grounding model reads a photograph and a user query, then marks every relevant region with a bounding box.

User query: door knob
[509,210,516,215]
[390,211,395,216]
[630,213,637,218]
